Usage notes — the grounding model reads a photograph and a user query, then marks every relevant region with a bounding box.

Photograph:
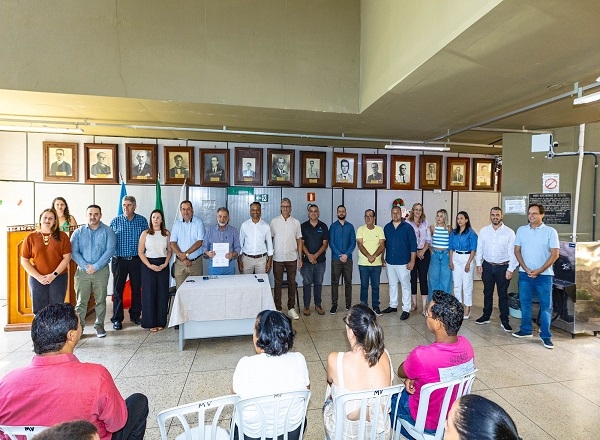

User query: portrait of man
[452,165,464,183]
[50,148,72,176]
[272,155,290,180]
[90,151,111,177]
[242,159,256,177]
[306,159,319,178]
[132,150,152,178]
[425,162,437,181]
[205,154,225,181]
[336,158,353,182]
[367,161,383,183]
[477,163,492,186]
[396,162,410,184]
[169,154,189,178]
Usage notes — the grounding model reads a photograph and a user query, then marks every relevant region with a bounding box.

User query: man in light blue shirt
[170,200,206,288]
[203,207,241,275]
[513,203,559,349]
[71,204,116,338]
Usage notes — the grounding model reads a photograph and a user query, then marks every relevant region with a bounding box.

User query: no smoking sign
[542,173,559,193]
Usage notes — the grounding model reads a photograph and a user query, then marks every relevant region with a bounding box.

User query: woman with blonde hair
[407,203,431,315]
[427,209,453,313]
[324,304,393,439]
[51,197,77,233]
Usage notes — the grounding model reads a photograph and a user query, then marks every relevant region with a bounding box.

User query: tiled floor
[2,281,600,439]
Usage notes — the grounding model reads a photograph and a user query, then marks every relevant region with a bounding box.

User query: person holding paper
[203,207,241,275]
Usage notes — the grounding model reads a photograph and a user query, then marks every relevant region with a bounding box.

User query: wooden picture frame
[235,147,263,186]
[300,151,326,187]
[420,155,442,189]
[126,144,158,184]
[473,158,495,190]
[332,152,358,188]
[165,146,195,185]
[390,156,416,190]
[362,154,387,189]
[447,157,470,191]
[84,143,118,184]
[43,141,78,182]
[267,149,295,186]
[200,149,230,187]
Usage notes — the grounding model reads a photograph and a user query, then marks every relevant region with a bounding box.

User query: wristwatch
[53,271,59,276]
[185,252,189,258]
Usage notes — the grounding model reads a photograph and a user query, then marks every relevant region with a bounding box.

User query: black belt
[244,253,267,259]
[455,251,471,254]
[178,256,198,262]
[116,256,139,261]
[485,260,509,266]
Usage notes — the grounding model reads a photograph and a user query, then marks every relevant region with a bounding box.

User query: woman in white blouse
[406,203,431,315]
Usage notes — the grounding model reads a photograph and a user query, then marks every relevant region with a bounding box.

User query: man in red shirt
[0,303,148,440]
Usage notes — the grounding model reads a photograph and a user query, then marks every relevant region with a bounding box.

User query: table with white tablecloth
[168,274,275,350]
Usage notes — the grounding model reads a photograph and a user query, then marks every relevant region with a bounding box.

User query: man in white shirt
[475,207,519,331]
[170,201,206,289]
[238,202,273,274]
[270,198,303,320]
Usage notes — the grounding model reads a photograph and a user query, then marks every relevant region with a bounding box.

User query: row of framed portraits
[42,141,497,190]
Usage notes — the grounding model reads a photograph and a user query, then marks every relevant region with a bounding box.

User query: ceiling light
[0,125,84,134]
[573,90,600,105]
[385,145,450,152]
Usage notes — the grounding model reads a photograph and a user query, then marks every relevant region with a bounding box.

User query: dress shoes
[131,317,142,326]
[112,321,122,330]
[381,307,397,314]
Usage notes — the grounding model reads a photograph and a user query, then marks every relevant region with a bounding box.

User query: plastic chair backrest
[156,394,240,440]
[231,389,311,440]
[394,369,478,440]
[0,425,47,440]
[332,384,403,440]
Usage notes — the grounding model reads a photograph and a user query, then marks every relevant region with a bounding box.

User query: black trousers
[481,261,510,323]
[112,393,149,440]
[111,256,142,323]
[141,257,169,328]
[410,250,430,297]
[331,259,353,309]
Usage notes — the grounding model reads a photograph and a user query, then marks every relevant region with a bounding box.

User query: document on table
[212,242,230,267]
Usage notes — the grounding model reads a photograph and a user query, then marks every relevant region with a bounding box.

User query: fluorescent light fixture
[385,144,450,152]
[0,125,83,134]
[574,90,600,105]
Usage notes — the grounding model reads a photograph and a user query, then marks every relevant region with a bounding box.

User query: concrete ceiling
[1,0,600,155]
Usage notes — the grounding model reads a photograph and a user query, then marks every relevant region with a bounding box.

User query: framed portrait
[390,156,416,190]
[300,151,326,187]
[200,149,230,187]
[419,155,442,189]
[473,158,495,190]
[84,143,118,184]
[267,148,295,186]
[43,141,78,182]
[332,153,358,189]
[165,146,195,185]
[362,154,387,189]
[235,147,263,186]
[126,144,158,184]
[446,157,470,191]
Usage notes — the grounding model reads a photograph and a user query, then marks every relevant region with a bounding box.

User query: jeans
[29,273,68,314]
[519,273,553,339]
[389,389,435,440]
[428,249,452,299]
[358,265,382,308]
[301,261,326,307]
[387,264,411,311]
[331,259,353,309]
[273,260,298,310]
[74,265,110,328]
[481,261,510,323]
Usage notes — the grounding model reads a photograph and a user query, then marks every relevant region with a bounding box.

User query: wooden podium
[5,224,78,331]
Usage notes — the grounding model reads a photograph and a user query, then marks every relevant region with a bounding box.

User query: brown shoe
[303,307,311,316]
[315,306,325,315]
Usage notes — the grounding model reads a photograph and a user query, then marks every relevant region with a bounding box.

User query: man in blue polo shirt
[170,200,206,289]
[300,204,329,316]
[382,206,417,320]
[329,205,356,314]
[513,203,559,349]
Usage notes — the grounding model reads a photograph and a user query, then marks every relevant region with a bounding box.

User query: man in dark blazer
[206,155,225,180]
[169,154,189,178]
[367,162,383,183]
[132,151,152,177]
[50,148,72,176]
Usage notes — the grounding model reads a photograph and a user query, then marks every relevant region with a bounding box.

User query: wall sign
[529,192,571,224]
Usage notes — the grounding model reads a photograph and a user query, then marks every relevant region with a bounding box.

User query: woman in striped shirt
[427,209,453,315]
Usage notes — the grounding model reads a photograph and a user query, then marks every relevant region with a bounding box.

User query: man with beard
[202,207,241,275]
[328,205,356,314]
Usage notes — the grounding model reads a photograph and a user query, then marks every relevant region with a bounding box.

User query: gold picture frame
[84,143,118,184]
[43,141,78,182]
[165,146,195,185]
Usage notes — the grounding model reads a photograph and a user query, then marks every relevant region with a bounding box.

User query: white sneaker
[288,308,300,320]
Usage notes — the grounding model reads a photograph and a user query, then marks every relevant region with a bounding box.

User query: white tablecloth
[168,274,275,327]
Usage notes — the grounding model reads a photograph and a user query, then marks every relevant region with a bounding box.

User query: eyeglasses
[342,317,349,326]
[281,205,291,209]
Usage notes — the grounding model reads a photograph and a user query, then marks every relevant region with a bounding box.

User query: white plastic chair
[0,425,47,440]
[329,384,403,440]
[230,389,311,440]
[392,369,478,440]
[157,394,240,440]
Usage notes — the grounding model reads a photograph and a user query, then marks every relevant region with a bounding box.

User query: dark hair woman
[52,197,77,233]
[20,208,72,313]
[324,303,393,439]
[448,211,478,319]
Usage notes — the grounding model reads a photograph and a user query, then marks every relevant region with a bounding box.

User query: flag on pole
[155,177,164,212]
[117,179,127,216]
[174,182,186,223]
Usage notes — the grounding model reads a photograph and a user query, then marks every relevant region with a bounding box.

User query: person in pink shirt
[0,303,148,440]
[390,291,475,439]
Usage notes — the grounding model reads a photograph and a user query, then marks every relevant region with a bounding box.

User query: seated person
[444,394,521,440]
[33,420,99,440]
[0,303,149,440]
[391,292,475,439]
[232,310,310,439]
[324,304,393,440]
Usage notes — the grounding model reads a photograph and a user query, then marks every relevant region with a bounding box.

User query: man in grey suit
[91,152,111,176]
[50,149,72,176]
